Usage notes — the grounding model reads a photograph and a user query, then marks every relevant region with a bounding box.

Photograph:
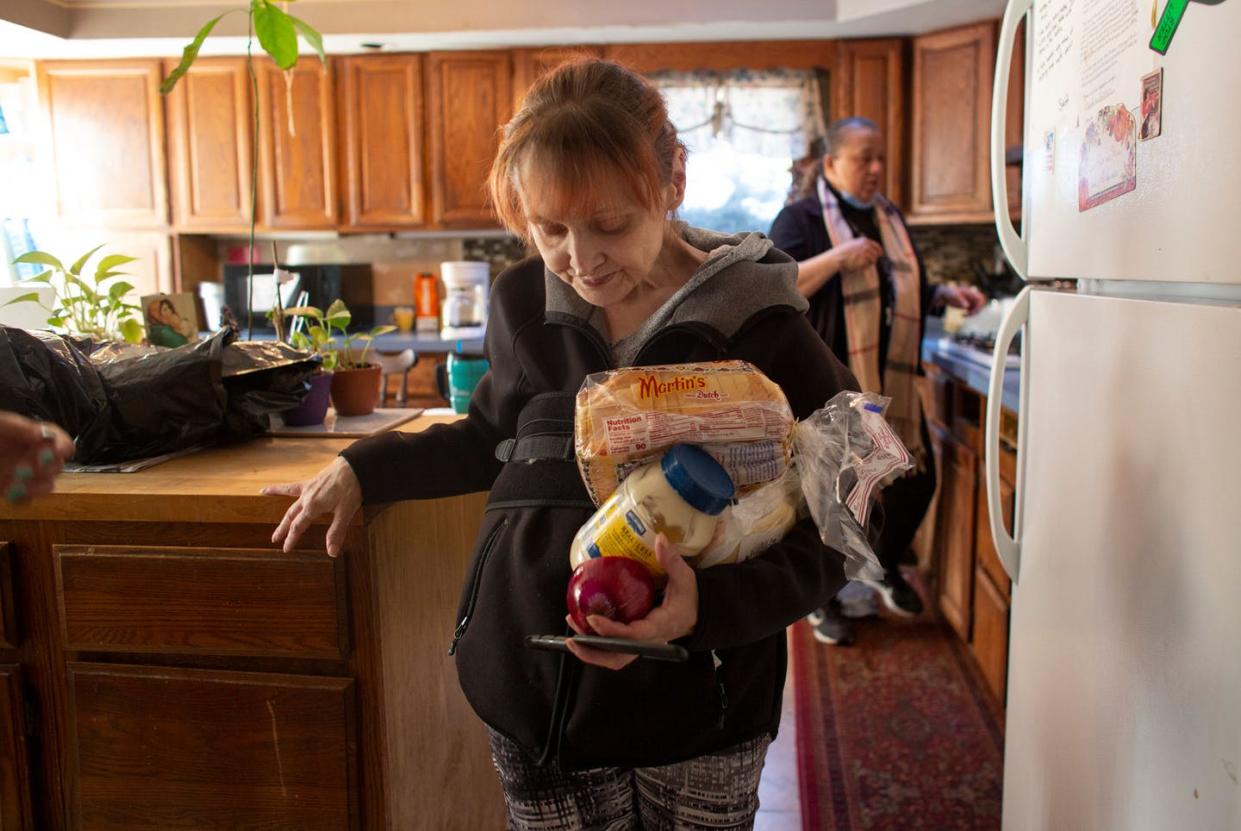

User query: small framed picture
[1139,68,1163,141]
[141,292,201,347]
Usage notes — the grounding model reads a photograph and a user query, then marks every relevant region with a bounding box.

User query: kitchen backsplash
[219,222,996,312]
[907,224,1004,286]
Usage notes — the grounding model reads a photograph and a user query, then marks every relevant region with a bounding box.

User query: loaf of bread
[574,361,796,506]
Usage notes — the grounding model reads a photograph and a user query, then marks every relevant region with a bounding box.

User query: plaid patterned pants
[487,729,772,830]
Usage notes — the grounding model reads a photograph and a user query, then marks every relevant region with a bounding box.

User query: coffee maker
[439,261,489,340]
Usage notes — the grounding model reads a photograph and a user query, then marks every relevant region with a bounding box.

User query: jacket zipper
[712,650,729,729]
[448,518,508,656]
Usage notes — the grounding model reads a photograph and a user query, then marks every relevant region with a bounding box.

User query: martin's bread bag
[574,361,796,507]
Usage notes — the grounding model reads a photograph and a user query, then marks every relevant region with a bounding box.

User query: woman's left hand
[937,284,987,314]
[565,534,699,671]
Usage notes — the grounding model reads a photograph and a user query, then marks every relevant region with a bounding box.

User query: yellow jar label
[583,507,662,576]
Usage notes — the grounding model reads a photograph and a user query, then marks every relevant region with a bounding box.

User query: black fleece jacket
[341,239,857,770]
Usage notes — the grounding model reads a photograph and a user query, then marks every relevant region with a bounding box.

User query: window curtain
[651,68,829,158]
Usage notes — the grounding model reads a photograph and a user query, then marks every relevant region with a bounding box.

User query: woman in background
[770,116,985,646]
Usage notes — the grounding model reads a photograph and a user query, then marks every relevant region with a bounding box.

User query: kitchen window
[0,66,41,279]
[654,69,828,235]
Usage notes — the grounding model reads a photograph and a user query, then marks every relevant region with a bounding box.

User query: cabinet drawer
[55,545,348,659]
[67,663,356,829]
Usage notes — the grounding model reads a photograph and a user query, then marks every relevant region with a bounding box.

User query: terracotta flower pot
[281,371,333,426]
[330,364,383,417]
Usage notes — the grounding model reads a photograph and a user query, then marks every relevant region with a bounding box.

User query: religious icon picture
[1139,68,1163,141]
[141,292,200,347]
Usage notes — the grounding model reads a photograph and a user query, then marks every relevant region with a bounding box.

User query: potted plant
[4,245,145,343]
[284,299,395,417]
[273,301,339,426]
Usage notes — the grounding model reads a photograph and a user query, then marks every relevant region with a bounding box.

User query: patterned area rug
[791,603,1004,830]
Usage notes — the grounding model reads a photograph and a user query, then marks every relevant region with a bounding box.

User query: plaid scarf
[817,178,926,467]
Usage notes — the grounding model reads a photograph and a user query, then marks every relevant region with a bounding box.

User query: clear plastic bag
[793,392,913,580]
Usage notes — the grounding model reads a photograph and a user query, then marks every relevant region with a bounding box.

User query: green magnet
[1150,0,1189,54]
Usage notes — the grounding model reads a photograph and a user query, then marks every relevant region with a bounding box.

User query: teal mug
[435,354,489,414]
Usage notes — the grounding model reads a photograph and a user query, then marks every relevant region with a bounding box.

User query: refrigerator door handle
[991,0,1031,280]
[986,285,1030,582]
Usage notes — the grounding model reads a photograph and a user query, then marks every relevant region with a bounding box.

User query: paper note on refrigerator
[1078,103,1137,210]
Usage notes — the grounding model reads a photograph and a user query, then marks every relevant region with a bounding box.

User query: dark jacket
[341,230,856,770]
[769,179,934,368]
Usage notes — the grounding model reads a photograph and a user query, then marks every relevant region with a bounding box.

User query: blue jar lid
[659,444,735,516]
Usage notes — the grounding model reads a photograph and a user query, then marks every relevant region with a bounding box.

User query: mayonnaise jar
[569,444,735,579]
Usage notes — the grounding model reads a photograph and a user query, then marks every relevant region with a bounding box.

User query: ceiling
[0,0,1008,58]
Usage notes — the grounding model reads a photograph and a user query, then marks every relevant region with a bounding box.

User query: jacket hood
[545,224,807,356]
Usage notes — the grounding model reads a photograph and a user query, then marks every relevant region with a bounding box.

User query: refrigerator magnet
[1139,68,1163,141]
[1078,103,1138,212]
[1043,130,1056,173]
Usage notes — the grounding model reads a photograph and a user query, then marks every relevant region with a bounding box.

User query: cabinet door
[832,39,905,210]
[426,51,512,228]
[970,566,1009,704]
[36,60,169,228]
[256,60,338,229]
[66,663,356,829]
[0,665,32,830]
[164,58,254,232]
[975,447,1015,600]
[936,428,976,640]
[909,22,996,221]
[511,46,601,112]
[337,54,427,231]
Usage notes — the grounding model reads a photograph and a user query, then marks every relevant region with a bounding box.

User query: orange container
[415,272,439,332]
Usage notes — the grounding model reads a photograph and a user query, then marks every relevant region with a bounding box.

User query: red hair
[489,58,683,241]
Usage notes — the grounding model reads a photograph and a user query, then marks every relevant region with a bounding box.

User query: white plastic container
[569,444,735,579]
[440,261,489,340]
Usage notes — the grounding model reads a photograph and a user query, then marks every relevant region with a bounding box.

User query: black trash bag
[0,327,114,456]
[221,339,319,436]
[0,325,317,464]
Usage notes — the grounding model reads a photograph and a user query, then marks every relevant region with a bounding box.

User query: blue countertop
[238,330,485,355]
[921,320,1021,414]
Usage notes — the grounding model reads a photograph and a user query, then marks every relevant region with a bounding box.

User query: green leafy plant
[161,1,325,336]
[5,245,144,343]
[283,299,395,371]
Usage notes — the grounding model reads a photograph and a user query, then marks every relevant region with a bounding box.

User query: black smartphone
[524,634,688,663]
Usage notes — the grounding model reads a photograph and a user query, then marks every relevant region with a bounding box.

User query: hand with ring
[0,412,75,505]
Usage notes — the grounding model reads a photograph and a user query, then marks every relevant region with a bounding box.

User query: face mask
[838,189,876,210]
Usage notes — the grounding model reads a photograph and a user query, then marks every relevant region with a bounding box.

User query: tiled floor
[755,639,801,830]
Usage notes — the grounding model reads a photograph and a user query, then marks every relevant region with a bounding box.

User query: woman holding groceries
[264,58,855,829]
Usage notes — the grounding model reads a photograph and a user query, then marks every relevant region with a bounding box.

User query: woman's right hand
[834,237,884,271]
[263,456,362,557]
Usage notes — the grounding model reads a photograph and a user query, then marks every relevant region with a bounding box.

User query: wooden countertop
[0,413,464,525]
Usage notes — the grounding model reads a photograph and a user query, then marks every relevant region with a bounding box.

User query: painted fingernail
[38,449,56,466]
[14,465,33,482]
[6,484,27,504]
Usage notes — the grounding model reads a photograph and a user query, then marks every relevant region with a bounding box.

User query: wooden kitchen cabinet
[970,565,1009,703]
[909,22,996,223]
[832,38,906,210]
[255,59,339,230]
[0,665,32,830]
[426,51,512,228]
[512,46,603,112]
[35,60,168,229]
[0,418,505,829]
[337,54,428,231]
[163,57,255,233]
[936,424,976,641]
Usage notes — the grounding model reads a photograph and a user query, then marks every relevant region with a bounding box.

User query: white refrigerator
[986,1,1241,828]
